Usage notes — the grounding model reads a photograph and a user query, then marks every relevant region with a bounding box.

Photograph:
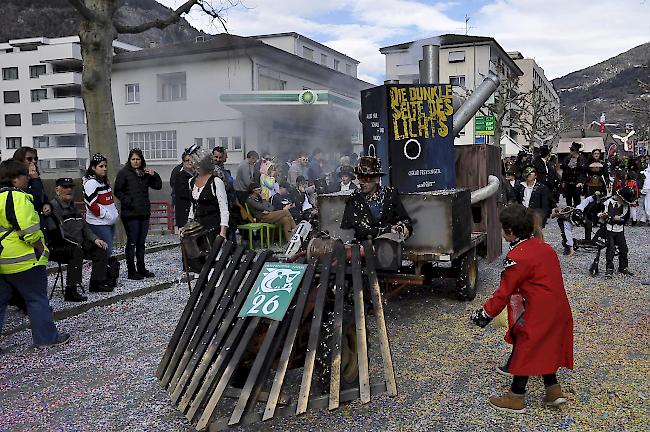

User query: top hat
[616,186,636,205]
[337,165,356,179]
[354,156,385,177]
[56,177,75,187]
[570,142,582,152]
[522,165,536,177]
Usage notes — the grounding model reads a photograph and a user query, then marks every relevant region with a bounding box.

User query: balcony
[36,121,87,136]
[34,146,87,161]
[41,96,84,112]
[39,43,82,65]
[40,72,82,88]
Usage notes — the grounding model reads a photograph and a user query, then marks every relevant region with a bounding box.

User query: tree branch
[67,0,97,21]
[113,0,201,34]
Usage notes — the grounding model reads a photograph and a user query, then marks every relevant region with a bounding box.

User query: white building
[110,32,369,182]
[508,52,560,149]
[0,36,139,176]
[379,34,523,146]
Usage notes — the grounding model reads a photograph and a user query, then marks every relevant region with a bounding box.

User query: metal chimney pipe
[420,44,439,84]
[453,70,501,136]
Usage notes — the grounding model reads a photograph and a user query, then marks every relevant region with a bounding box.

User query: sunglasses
[26,156,38,162]
[358,175,376,182]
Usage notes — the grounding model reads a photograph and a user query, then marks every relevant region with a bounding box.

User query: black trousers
[511,374,558,394]
[565,183,581,207]
[122,217,150,272]
[605,230,628,271]
[67,242,108,286]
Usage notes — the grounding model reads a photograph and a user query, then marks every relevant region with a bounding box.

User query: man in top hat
[560,142,587,207]
[515,165,551,226]
[331,165,358,194]
[46,178,111,302]
[602,186,636,277]
[341,156,412,241]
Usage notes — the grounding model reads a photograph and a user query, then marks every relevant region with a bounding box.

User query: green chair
[237,204,269,250]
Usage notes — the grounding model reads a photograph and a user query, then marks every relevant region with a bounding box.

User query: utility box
[360,83,456,192]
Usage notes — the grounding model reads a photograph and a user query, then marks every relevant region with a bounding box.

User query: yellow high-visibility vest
[0,187,49,274]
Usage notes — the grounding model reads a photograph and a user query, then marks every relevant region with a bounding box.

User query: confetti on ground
[0,224,648,431]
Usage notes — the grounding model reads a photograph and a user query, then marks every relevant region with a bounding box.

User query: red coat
[484,237,574,376]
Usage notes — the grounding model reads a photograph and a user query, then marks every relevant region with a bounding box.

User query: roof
[557,137,605,153]
[253,32,359,64]
[379,34,523,76]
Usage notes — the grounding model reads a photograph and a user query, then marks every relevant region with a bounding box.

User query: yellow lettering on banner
[389,85,454,142]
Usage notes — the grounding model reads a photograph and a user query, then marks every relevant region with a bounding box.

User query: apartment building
[508,52,560,149]
[110,33,370,182]
[0,36,140,176]
[380,34,523,146]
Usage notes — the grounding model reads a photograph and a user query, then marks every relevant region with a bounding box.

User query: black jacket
[502,179,518,205]
[47,197,98,247]
[173,169,193,228]
[341,186,412,241]
[515,181,550,224]
[114,166,162,218]
[561,155,588,184]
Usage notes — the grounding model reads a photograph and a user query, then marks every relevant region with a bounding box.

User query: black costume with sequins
[341,186,412,241]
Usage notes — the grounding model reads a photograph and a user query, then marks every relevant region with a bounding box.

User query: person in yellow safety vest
[0,160,70,348]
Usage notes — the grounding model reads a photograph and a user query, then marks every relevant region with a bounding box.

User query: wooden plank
[156,236,225,379]
[362,241,397,396]
[351,245,371,404]
[296,252,333,415]
[228,320,280,425]
[262,259,317,421]
[179,251,269,414]
[161,240,234,387]
[168,245,245,393]
[210,382,389,431]
[328,243,346,410]
[195,317,261,431]
[170,248,253,403]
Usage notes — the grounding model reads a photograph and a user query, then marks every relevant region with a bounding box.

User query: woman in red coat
[471,204,573,413]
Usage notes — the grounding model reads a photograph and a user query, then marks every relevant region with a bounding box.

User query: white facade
[509,53,560,149]
[255,32,359,77]
[111,34,370,182]
[0,36,139,176]
[380,34,523,146]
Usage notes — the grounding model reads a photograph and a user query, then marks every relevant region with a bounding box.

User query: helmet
[185,144,214,173]
[570,208,584,226]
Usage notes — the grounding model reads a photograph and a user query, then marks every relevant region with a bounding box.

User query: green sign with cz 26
[475,115,495,136]
[239,263,308,321]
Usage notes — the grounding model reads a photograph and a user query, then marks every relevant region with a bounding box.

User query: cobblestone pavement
[0,222,648,431]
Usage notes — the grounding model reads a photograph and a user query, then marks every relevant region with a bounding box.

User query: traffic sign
[239,263,308,321]
[475,115,495,136]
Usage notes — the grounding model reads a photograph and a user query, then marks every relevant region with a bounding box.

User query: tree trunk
[78,0,120,183]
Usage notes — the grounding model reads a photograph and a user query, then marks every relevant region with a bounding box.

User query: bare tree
[622,79,650,141]
[487,65,521,155]
[513,84,561,150]
[66,0,232,177]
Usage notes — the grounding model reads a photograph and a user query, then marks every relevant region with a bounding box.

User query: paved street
[1,222,648,431]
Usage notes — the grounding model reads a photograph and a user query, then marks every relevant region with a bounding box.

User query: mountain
[0,0,207,48]
[552,42,650,131]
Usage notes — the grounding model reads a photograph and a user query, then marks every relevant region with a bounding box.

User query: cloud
[156,0,650,83]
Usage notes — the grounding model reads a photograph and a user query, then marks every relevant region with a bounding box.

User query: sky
[156,0,650,84]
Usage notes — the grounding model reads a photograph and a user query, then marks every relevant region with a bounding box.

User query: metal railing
[74,200,175,231]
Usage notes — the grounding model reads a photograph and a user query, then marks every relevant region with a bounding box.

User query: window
[194,138,203,147]
[303,46,313,61]
[259,75,286,91]
[127,130,177,160]
[449,75,466,87]
[33,136,49,148]
[219,137,229,149]
[32,113,48,125]
[6,137,21,149]
[56,135,85,147]
[2,67,18,80]
[3,91,19,103]
[31,89,47,102]
[448,50,466,63]
[55,160,82,169]
[231,136,242,151]
[207,137,216,148]
[157,72,186,102]
[321,54,328,66]
[125,83,140,104]
[29,65,46,78]
[5,114,21,126]
[333,59,340,71]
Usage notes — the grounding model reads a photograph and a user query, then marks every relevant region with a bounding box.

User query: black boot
[89,279,113,292]
[107,257,120,287]
[128,269,144,280]
[65,285,88,302]
[136,246,154,277]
